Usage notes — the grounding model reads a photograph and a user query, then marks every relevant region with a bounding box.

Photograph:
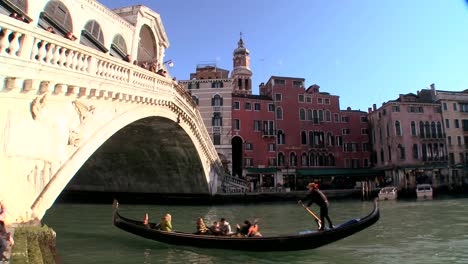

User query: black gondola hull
[112,199,380,251]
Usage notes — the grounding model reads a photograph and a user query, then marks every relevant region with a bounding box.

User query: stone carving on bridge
[72,100,96,123]
[30,95,47,120]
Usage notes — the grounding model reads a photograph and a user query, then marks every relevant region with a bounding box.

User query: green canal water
[42,197,468,264]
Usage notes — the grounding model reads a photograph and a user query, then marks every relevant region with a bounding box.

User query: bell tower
[231,33,253,94]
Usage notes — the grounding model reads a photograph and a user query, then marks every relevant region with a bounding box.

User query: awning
[296,168,384,177]
[246,167,277,173]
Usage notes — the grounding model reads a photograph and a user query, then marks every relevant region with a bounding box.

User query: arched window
[212,94,223,106]
[38,0,73,36]
[308,131,313,147]
[289,152,297,167]
[110,34,128,60]
[325,110,331,122]
[380,148,384,163]
[328,154,335,166]
[313,110,318,123]
[301,131,307,145]
[309,152,315,166]
[277,130,285,145]
[318,110,324,122]
[327,132,334,146]
[276,107,283,120]
[212,113,222,127]
[80,20,107,52]
[431,122,436,138]
[412,144,419,159]
[419,121,425,138]
[411,121,417,136]
[137,25,157,64]
[307,109,313,121]
[299,108,306,121]
[245,79,249,90]
[397,144,405,159]
[278,152,285,166]
[1,0,28,17]
[437,122,442,138]
[395,120,402,136]
[301,153,308,166]
[425,121,431,138]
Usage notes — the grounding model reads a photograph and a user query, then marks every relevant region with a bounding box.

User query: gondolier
[299,183,334,231]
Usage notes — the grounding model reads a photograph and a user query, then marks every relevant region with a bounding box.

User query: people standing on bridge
[298,183,334,231]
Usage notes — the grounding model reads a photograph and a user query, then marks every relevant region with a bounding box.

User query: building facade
[436,88,468,188]
[368,86,448,190]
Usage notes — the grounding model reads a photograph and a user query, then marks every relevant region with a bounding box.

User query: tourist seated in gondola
[247,222,262,237]
[195,217,209,235]
[156,213,172,232]
[209,221,221,235]
[235,220,252,237]
[143,213,150,228]
[219,218,233,236]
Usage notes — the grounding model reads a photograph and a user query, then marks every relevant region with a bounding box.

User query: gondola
[112,199,380,251]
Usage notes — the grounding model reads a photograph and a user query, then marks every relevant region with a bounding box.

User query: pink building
[368,87,447,190]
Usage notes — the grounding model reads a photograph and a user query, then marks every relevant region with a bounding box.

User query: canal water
[42,197,468,264]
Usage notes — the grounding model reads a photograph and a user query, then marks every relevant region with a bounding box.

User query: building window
[341,116,349,122]
[388,145,392,161]
[233,101,240,110]
[213,133,221,145]
[212,113,222,126]
[268,157,277,166]
[448,136,452,145]
[276,107,283,119]
[397,144,405,159]
[278,153,285,166]
[307,109,313,121]
[334,114,339,122]
[299,109,306,121]
[453,103,458,111]
[268,143,276,151]
[455,119,460,128]
[268,103,275,112]
[443,102,447,111]
[325,110,331,122]
[324,98,330,105]
[254,120,261,132]
[293,80,303,87]
[275,93,282,101]
[298,94,304,102]
[212,94,223,106]
[211,81,223,88]
[254,103,261,111]
[362,142,370,151]
[412,144,419,159]
[289,152,297,167]
[234,119,240,130]
[301,131,307,145]
[437,122,443,138]
[461,104,468,112]
[275,79,285,85]
[392,105,400,112]
[318,98,323,104]
[277,130,285,145]
[245,102,251,110]
[306,97,312,103]
[263,121,275,136]
[458,136,462,145]
[361,128,369,135]
[411,121,417,136]
[336,136,343,146]
[395,121,402,136]
[81,20,107,52]
[361,116,368,122]
[318,110,324,122]
[245,143,253,151]
[342,128,350,135]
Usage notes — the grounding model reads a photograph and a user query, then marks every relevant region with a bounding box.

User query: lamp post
[163,60,174,68]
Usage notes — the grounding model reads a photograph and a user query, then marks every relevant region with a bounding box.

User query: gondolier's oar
[299,202,322,229]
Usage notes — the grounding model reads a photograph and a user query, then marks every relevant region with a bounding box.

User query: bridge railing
[0,14,221,173]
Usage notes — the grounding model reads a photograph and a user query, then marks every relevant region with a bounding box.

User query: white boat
[416,184,433,199]
[378,187,398,200]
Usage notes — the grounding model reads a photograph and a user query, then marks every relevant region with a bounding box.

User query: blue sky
[100,0,468,111]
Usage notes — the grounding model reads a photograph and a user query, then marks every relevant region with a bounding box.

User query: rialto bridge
[0,0,223,223]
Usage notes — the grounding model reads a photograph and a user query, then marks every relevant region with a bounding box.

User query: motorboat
[378,186,398,200]
[416,184,433,199]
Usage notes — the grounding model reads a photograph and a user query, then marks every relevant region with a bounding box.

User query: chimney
[373,104,376,111]
[368,107,372,113]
